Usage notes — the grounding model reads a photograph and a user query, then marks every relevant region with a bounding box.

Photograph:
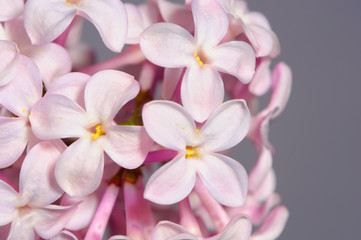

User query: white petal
[0,55,42,117]
[0,117,28,168]
[77,0,127,52]
[152,221,197,240]
[46,72,91,107]
[181,66,224,123]
[0,40,19,87]
[29,94,88,139]
[55,138,104,196]
[85,70,139,123]
[140,22,195,68]
[208,215,252,240]
[20,141,64,207]
[0,0,24,21]
[252,206,289,240]
[142,100,196,151]
[33,205,74,239]
[208,41,256,84]
[200,99,250,152]
[144,154,196,205]
[102,126,153,169]
[192,0,229,48]
[196,153,248,207]
[22,43,72,89]
[24,0,76,44]
[0,180,19,225]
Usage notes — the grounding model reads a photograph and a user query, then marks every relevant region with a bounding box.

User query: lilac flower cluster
[0,0,292,239]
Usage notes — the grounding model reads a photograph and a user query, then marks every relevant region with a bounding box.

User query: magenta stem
[124,180,144,240]
[143,149,178,164]
[194,178,230,232]
[81,45,145,75]
[84,183,120,240]
[137,176,155,240]
[178,197,202,236]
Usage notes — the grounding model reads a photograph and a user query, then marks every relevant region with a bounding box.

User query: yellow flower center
[194,50,207,67]
[89,124,105,140]
[65,0,79,5]
[185,146,201,159]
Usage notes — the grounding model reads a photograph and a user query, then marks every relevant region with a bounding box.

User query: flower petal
[102,125,153,169]
[51,230,78,240]
[46,72,91,108]
[197,153,248,207]
[61,194,98,231]
[24,0,76,44]
[0,40,19,87]
[0,55,42,117]
[144,154,196,205]
[140,22,195,68]
[55,138,104,196]
[85,70,139,123]
[77,0,127,52]
[33,205,75,239]
[208,215,252,240]
[0,180,19,225]
[209,41,256,84]
[265,62,292,119]
[0,117,28,168]
[142,100,196,151]
[7,218,35,240]
[157,0,194,33]
[244,25,274,57]
[192,0,229,48]
[249,59,271,96]
[29,94,88,139]
[248,146,272,193]
[252,206,289,240]
[20,141,64,207]
[22,43,72,89]
[152,221,197,240]
[0,0,23,21]
[200,99,250,152]
[181,66,224,123]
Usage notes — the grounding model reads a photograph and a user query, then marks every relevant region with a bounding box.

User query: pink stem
[137,176,155,240]
[194,178,230,232]
[143,149,178,164]
[81,45,145,75]
[124,180,144,240]
[179,197,202,236]
[84,183,120,240]
[171,67,186,104]
[138,62,157,92]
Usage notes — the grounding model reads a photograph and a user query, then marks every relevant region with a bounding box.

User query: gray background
[83,0,361,239]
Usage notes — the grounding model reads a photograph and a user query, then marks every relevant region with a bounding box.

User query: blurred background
[83,0,361,239]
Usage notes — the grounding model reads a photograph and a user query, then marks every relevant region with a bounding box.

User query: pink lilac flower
[142,99,250,206]
[30,70,153,196]
[0,40,20,87]
[140,0,255,122]
[0,0,24,22]
[0,141,75,239]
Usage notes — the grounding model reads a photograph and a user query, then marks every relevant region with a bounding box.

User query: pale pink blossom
[24,0,128,52]
[140,0,255,122]
[142,99,250,206]
[0,141,74,239]
[0,0,24,22]
[0,56,43,168]
[30,70,153,196]
[0,17,72,88]
[0,40,20,87]
[216,0,280,57]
